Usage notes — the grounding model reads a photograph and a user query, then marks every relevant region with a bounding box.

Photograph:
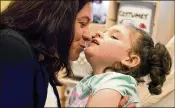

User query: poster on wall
[117,1,156,35]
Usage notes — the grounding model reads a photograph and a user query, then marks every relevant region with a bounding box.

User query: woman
[0,1,133,107]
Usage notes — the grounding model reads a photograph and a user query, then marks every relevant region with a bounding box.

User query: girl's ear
[121,55,140,68]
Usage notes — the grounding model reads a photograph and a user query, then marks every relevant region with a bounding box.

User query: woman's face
[69,2,93,61]
[85,25,132,66]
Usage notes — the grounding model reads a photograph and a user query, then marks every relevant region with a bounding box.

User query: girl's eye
[111,36,118,40]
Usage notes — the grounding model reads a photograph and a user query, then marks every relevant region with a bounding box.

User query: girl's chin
[84,48,95,59]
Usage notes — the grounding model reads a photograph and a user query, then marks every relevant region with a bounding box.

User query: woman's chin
[69,54,79,61]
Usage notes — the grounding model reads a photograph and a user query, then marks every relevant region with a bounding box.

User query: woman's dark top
[0,28,61,108]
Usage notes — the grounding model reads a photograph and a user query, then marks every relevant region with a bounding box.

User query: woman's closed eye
[79,22,87,28]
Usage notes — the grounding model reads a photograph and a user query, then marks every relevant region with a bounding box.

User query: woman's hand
[119,95,135,108]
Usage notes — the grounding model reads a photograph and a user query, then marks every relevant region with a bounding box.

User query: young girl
[68,24,172,107]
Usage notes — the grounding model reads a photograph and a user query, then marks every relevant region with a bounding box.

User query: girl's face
[85,25,132,66]
[69,2,93,61]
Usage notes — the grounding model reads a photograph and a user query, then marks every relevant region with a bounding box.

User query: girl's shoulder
[91,72,137,84]
[76,72,138,93]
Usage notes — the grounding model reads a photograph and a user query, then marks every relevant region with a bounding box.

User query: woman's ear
[121,55,140,68]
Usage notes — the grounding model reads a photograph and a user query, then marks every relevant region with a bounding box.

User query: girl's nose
[92,31,104,39]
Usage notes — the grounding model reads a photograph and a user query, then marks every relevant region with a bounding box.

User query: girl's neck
[89,60,110,75]
[92,66,118,75]
[92,66,106,75]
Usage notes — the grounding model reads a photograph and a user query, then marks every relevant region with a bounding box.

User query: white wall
[150,91,175,107]
[152,1,175,44]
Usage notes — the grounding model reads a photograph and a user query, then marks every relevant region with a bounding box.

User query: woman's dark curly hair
[104,25,172,95]
[0,0,91,85]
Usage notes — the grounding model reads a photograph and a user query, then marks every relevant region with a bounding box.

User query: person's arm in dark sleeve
[0,34,36,107]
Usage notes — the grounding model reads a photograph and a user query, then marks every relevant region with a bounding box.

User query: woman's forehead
[76,2,92,22]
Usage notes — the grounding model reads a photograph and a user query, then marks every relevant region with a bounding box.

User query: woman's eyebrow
[78,16,91,22]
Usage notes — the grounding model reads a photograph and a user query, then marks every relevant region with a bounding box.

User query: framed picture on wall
[92,1,109,24]
[116,1,156,35]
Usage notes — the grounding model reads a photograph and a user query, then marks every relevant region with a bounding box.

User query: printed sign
[117,2,156,35]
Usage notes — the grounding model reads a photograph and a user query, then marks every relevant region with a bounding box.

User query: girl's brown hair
[104,25,172,95]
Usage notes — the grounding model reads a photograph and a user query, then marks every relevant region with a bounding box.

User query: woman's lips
[79,44,86,49]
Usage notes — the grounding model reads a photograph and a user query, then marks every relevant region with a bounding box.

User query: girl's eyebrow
[110,29,123,36]
[111,29,121,34]
[102,29,108,33]
[103,29,107,33]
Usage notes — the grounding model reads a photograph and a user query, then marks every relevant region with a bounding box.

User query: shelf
[116,1,157,5]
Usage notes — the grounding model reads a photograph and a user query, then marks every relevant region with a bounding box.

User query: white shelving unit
[106,1,174,44]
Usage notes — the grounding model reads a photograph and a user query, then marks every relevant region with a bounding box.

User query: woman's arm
[86,89,122,107]
[0,32,35,107]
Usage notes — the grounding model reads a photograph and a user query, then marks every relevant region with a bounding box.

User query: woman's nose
[82,29,91,41]
[82,34,91,42]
